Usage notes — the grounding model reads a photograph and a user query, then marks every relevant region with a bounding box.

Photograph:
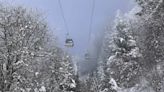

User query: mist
[2,0,163,92]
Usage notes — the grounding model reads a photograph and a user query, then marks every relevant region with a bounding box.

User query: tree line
[1,0,164,92]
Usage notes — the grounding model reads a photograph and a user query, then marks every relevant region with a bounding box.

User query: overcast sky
[1,0,135,56]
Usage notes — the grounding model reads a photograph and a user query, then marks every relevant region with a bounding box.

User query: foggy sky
[1,0,135,56]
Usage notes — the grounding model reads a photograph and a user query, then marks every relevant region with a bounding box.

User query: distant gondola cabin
[65,38,74,47]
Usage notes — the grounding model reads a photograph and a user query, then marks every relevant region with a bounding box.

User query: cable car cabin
[84,53,90,60]
[65,38,74,47]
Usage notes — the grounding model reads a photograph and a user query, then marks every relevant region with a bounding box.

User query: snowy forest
[0,0,164,92]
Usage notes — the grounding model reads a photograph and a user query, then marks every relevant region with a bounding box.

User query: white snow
[35,72,39,76]
[128,47,142,58]
[15,60,24,65]
[109,77,121,91]
[107,55,116,65]
[120,38,124,43]
[39,86,46,92]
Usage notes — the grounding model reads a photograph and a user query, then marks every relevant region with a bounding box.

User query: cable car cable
[85,0,96,59]
[58,0,70,35]
[58,0,74,47]
[87,0,96,45]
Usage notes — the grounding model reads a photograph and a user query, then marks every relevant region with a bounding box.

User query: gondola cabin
[84,53,90,60]
[65,38,74,47]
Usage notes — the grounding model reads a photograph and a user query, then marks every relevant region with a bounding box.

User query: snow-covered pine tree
[100,11,142,91]
[0,4,77,92]
[97,0,164,92]
[97,25,117,92]
[0,5,50,91]
[136,0,164,92]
